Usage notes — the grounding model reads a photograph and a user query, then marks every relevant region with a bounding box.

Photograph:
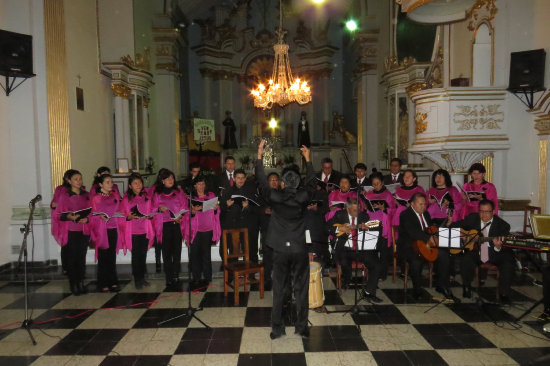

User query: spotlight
[312,0,325,4]
[345,19,358,32]
[269,118,278,129]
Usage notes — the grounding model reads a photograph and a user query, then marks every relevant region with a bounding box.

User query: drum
[308,261,324,309]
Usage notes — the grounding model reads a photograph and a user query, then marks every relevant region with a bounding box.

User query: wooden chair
[476,263,500,300]
[521,205,541,237]
[222,228,264,305]
[403,261,433,290]
[336,260,367,294]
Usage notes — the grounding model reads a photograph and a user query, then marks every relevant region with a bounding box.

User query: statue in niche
[330,111,357,146]
[222,111,238,149]
[397,98,409,163]
[297,111,311,147]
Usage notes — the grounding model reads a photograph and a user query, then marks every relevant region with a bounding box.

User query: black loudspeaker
[0,29,34,78]
[508,49,546,92]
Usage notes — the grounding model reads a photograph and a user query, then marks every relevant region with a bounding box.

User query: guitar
[412,208,453,262]
[449,229,515,255]
[333,220,380,236]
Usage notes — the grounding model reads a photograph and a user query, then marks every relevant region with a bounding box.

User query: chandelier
[250,0,312,109]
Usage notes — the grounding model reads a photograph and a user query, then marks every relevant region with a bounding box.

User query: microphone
[30,194,42,205]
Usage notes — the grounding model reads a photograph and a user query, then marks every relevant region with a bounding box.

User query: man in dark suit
[181,162,201,192]
[383,158,404,185]
[216,155,236,196]
[316,157,341,192]
[220,169,260,263]
[255,140,315,340]
[328,198,383,303]
[352,163,371,189]
[397,192,454,300]
[258,172,280,290]
[451,199,513,302]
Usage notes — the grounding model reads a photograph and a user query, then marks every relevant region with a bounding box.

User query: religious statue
[222,110,238,149]
[297,111,311,147]
[330,111,357,146]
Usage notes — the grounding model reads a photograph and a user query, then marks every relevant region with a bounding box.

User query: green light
[345,19,358,32]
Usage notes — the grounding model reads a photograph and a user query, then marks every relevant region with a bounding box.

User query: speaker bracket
[508,87,546,110]
[0,73,36,96]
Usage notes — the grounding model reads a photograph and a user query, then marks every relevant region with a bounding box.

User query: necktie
[324,175,329,183]
[229,172,234,187]
[357,178,361,185]
[351,217,358,250]
[419,214,426,230]
[392,175,397,184]
[480,222,491,263]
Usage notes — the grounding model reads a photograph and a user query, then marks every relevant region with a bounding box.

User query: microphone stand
[16,196,39,345]
[158,189,209,329]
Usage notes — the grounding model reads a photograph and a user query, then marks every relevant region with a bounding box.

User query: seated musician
[542,265,550,321]
[397,193,455,300]
[328,198,383,303]
[451,199,513,302]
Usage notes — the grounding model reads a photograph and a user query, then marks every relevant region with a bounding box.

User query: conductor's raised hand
[300,145,311,162]
[257,139,266,159]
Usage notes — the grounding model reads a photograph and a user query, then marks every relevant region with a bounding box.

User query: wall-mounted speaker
[508,49,546,92]
[0,29,34,78]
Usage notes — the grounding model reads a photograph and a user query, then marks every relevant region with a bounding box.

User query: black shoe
[462,286,472,299]
[295,328,310,338]
[78,281,88,295]
[499,295,511,304]
[110,285,121,293]
[270,330,286,340]
[436,286,452,299]
[142,280,151,287]
[70,282,81,296]
[365,292,383,304]
[135,280,144,290]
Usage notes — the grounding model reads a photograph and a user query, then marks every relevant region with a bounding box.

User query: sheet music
[438,228,461,248]
[200,197,219,212]
[386,183,400,194]
[345,230,379,250]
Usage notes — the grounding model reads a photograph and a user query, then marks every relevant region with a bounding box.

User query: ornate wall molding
[534,117,550,136]
[415,111,428,133]
[453,104,504,130]
[466,0,498,31]
[110,83,132,98]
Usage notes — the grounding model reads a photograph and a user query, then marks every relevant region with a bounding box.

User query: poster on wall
[193,118,216,142]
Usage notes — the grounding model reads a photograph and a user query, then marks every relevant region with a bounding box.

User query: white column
[113,96,126,160]
[142,102,150,163]
[121,96,132,166]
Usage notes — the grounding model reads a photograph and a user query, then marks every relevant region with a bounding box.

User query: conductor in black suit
[397,192,454,300]
[255,140,315,340]
[451,199,513,302]
[328,198,383,303]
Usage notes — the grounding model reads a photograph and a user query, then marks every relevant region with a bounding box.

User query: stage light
[312,0,325,4]
[269,118,278,129]
[345,19,358,32]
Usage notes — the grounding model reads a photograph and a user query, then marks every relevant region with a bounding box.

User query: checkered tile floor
[0,270,549,366]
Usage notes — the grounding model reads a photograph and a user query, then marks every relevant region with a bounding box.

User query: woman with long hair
[391,169,425,227]
[427,169,463,224]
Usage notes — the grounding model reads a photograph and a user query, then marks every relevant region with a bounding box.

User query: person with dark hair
[255,140,316,339]
[152,169,188,288]
[364,172,396,215]
[90,166,120,199]
[182,162,201,192]
[353,163,370,188]
[392,169,425,227]
[216,155,236,196]
[462,163,499,217]
[451,199,513,301]
[383,158,404,185]
[427,169,463,224]
[187,175,221,290]
[90,174,123,293]
[315,157,341,192]
[397,192,455,300]
[120,173,155,289]
[51,169,79,275]
[328,198,383,301]
[258,172,280,290]
[147,168,169,273]
[325,175,356,222]
[53,170,91,296]
[220,168,260,263]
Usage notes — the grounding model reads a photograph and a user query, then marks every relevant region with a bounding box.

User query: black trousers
[61,244,69,272]
[271,250,309,334]
[261,230,273,281]
[461,248,515,296]
[97,228,119,288]
[399,245,451,290]
[162,222,182,282]
[543,265,550,309]
[248,227,259,263]
[66,231,88,285]
[190,231,213,282]
[336,247,380,294]
[131,234,148,282]
[378,240,392,280]
[154,239,162,264]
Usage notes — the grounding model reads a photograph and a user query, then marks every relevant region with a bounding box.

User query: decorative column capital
[143,96,150,108]
[110,83,132,98]
[535,117,550,136]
